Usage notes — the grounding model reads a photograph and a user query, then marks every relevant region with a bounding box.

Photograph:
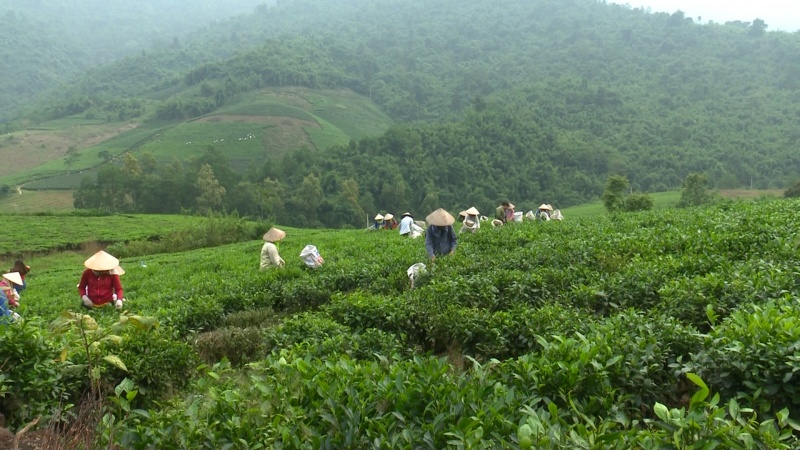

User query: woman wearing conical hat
[1,272,23,311]
[425,208,458,261]
[0,272,23,323]
[536,203,553,221]
[383,213,398,230]
[8,259,30,293]
[372,214,384,230]
[78,250,125,309]
[260,227,286,271]
[460,206,481,234]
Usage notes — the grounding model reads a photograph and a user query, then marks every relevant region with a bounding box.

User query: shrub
[223,308,281,328]
[0,319,77,427]
[684,298,800,417]
[623,192,654,212]
[783,179,800,198]
[116,327,199,399]
[195,326,265,366]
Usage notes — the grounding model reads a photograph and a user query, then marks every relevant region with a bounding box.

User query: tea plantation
[3,200,800,448]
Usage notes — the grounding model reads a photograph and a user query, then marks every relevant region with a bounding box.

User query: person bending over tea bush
[78,250,125,309]
[7,260,30,292]
[425,208,457,262]
[260,227,286,270]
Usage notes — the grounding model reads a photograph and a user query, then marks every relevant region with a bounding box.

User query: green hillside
[2,0,798,220]
[3,200,800,446]
[0,87,392,192]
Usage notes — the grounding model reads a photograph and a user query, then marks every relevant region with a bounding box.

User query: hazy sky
[620,0,799,32]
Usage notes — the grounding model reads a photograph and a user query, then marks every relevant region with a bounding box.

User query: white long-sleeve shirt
[398,216,414,235]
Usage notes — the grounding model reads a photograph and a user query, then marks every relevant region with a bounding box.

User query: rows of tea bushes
[4,199,800,446]
[1,212,265,257]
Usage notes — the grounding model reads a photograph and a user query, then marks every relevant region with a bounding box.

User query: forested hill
[24,0,800,123]
[12,0,800,226]
[0,0,271,120]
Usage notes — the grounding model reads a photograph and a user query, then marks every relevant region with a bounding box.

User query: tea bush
[116,327,199,399]
[12,198,800,447]
[0,319,78,427]
[686,297,800,417]
[194,326,265,366]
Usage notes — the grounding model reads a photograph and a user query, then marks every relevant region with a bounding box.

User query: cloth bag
[300,245,325,268]
[407,263,427,289]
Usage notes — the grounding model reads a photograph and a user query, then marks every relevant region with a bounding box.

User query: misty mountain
[4,0,800,224]
[0,0,273,119]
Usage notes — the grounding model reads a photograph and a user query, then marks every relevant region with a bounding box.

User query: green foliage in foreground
[5,199,800,446]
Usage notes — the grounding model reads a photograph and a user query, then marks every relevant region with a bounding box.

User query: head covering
[263,227,287,242]
[384,213,394,221]
[509,203,515,209]
[1,272,23,286]
[374,214,384,221]
[110,266,125,276]
[401,212,412,218]
[466,207,480,216]
[459,210,467,218]
[538,204,553,211]
[11,260,30,275]
[84,251,120,272]
[426,208,455,226]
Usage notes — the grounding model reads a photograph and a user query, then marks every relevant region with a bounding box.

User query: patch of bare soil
[0,123,139,174]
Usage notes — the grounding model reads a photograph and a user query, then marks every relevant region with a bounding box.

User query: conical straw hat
[401,212,412,217]
[426,208,455,226]
[84,251,119,271]
[466,206,480,216]
[110,266,126,276]
[538,204,553,211]
[459,210,467,218]
[374,214,384,221]
[1,272,23,286]
[384,213,394,221]
[263,227,287,242]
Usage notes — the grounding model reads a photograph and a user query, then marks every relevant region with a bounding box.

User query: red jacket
[78,269,123,305]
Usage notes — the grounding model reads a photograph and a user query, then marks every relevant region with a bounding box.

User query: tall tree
[195,164,226,215]
[602,175,629,214]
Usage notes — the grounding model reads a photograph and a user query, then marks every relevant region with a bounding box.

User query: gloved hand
[114,299,123,310]
[81,295,93,307]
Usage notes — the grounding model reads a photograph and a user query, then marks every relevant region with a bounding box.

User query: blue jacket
[425,225,457,257]
[0,291,11,321]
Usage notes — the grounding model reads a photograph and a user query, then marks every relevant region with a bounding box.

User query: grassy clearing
[0,213,218,255]
[561,189,782,218]
[0,190,74,213]
[562,191,680,217]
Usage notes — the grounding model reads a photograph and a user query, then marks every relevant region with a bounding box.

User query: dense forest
[0,0,271,119]
[8,0,800,224]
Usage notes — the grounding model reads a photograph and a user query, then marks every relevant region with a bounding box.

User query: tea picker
[78,250,126,310]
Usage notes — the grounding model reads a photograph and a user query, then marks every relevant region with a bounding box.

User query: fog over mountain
[0,0,274,119]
